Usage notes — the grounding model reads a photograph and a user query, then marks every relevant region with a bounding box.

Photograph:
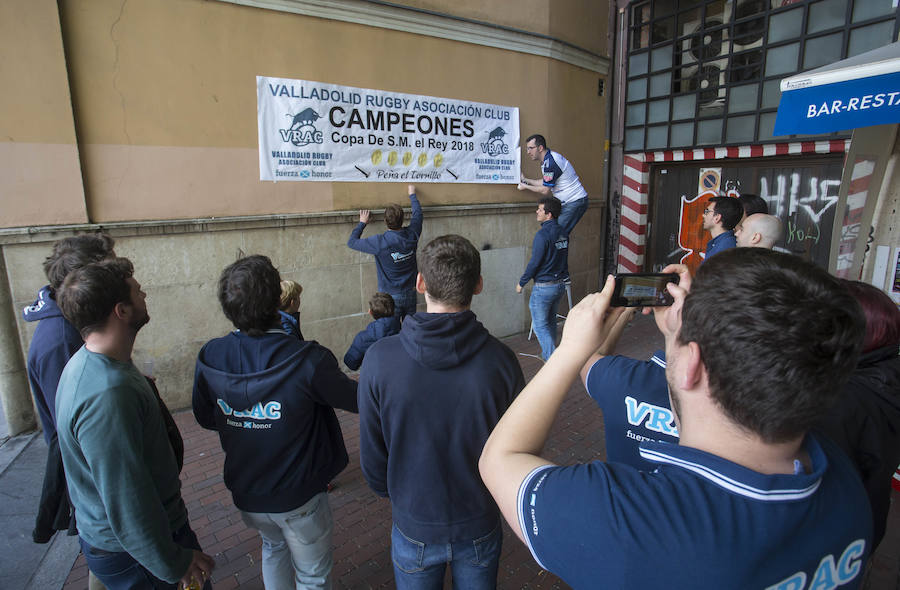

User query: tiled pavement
[61,315,900,589]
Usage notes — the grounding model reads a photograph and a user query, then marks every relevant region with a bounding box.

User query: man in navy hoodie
[347,184,422,319]
[517,196,569,361]
[23,233,115,545]
[359,235,525,590]
[193,255,358,589]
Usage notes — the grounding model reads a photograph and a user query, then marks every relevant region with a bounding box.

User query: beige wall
[392,0,608,56]
[0,0,87,227]
[49,0,606,223]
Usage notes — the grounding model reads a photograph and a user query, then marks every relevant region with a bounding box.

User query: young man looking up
[193,255,358,589]
[481,248,871,588]
[359,235,524,589]
[56,258,214,590]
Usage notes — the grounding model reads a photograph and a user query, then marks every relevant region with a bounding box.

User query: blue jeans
[530,282,566,361]
[390,289,418,319]
[240,492,333,590]
[79,522,210,590]
[557,197,588,238]
[391,523,502,590]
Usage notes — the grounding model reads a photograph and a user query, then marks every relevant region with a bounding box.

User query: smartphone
[611,273,679,307]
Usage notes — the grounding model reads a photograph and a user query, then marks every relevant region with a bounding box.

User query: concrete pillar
[0,250,35,436]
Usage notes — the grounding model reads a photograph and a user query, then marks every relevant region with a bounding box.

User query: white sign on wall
[257,76,520,183]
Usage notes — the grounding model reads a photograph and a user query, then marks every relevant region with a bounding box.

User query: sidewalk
[3,315,898,589]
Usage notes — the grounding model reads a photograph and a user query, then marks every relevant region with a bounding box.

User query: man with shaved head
[735,213,783,249]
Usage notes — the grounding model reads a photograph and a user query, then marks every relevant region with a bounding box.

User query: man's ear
[113,301,130,321]
[750,232,762,246]
[415,272,427,295]
[682,341,705,390]
[473,275,484,296]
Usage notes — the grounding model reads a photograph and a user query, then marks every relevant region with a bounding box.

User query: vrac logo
[480,126,510,157]
[279,107,324,147]
[217,399,282,420]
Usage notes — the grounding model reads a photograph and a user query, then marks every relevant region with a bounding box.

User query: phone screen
[612,273,679,307]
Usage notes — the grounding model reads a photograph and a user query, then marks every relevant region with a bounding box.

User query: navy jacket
[278,310,304,341]
[343,315,401,370]
[519,219,569,287]
[359,311,524,543]
[193,330,357,512]
[23,286,83,443]
[347,193,423,293]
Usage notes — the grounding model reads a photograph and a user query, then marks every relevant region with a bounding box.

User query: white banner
[257,76,519,183]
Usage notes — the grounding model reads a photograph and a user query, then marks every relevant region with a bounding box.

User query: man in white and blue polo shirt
[480,248,871,589]
[518,134,588,238]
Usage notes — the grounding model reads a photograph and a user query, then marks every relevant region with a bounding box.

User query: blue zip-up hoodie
[358,311,525,543]
[278,310,304,341]
[343,315,401,370]
[23,286,83,443]
[347,193,423,293]
[519,218,569,287]
[193,330,358,512]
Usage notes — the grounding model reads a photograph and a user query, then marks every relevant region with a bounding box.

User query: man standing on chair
[518,134,588,238]
[517,196,569,361]
[348,184,423,319]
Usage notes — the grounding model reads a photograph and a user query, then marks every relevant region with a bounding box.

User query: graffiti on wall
[668,165,843,274]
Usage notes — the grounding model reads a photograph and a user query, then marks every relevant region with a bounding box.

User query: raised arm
[347,210,379,254]
[580,307,637,384]
[480,276,623,543]
[407,185,423,236]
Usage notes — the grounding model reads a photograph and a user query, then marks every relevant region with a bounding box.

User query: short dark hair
[384,204,404,230]
[43,233,115,296]
[57,257,134,337]
[840,279,900,353]
[738,193,768,216]
[679,248,865,443]
[526,134,547,148]
[707,196,743,231]
[218,255,281,336]
[369,292,395,319]
[419,235,481,308]
[538,196,562,220]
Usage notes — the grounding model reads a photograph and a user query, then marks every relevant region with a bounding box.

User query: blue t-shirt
[585,351,678,469]
[541,150,587,204]
[703,230,736,262]
[517,434,872,590]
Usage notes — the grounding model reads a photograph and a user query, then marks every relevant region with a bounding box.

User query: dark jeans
[80,522,211,590]
[391,523,502,590]
[390,290,418,320]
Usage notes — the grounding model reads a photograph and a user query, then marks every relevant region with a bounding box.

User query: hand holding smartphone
[611,273,680,307]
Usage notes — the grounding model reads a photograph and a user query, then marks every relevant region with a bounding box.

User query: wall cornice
[0,202,607,246]
[217,0,609,74]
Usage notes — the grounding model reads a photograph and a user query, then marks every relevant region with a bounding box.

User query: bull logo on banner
[280,108,324,147]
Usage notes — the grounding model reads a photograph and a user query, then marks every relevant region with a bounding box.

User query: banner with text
[257,76,519,183]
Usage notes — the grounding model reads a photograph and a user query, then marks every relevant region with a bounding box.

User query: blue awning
[774,42,900,136]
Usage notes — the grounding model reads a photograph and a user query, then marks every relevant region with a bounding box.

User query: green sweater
[56,346,192,583]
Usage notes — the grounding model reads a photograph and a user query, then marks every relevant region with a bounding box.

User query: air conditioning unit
[729,0,766,84]
[675,0,769,107]
[676,4,732,111]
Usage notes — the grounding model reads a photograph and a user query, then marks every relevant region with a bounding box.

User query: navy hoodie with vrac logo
[359,310,525,543]
[193,330,357,513]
